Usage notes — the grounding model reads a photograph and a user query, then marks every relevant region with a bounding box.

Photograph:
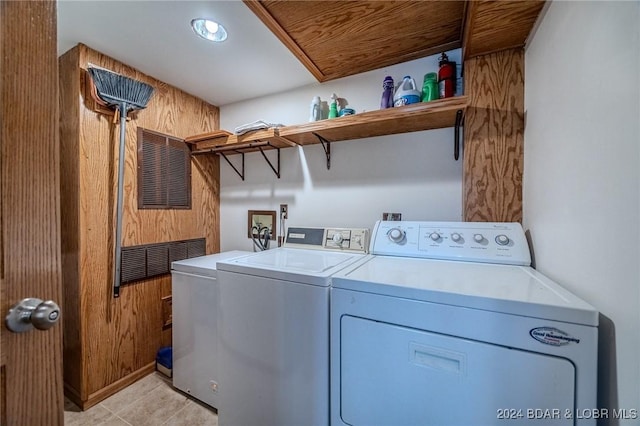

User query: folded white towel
[234,120,284,135]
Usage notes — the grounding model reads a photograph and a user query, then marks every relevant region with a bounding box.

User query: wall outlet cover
[382,213,402,221]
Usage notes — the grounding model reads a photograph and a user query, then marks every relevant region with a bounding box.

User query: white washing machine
[171,250,250,409]
[331,221,599,426]
[216,227,369,426]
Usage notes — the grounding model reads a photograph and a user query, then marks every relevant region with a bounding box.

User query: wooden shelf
[186,96,467,156]
[188,128,295,155]
[278,96,467,146]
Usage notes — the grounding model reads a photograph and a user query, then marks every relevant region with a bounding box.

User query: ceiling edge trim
[461,0,478,60]
[242,0,326,82]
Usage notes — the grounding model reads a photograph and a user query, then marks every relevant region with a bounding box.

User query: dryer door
[340,316,575,425]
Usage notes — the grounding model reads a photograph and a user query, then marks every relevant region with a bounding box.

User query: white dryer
[216,227,369,426]
[330,221,598,426]
[171,250,250,409]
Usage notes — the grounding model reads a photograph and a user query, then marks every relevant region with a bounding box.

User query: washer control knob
[474,234,484,243]
[429,232,441,241]
[332,232,344,244]
[495,234,510,246]
[387,228,405,243]
[451,233,462,243]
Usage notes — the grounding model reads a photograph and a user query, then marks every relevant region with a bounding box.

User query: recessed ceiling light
[191,18,228,42]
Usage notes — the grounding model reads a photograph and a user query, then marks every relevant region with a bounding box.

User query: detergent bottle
[380,76,394,109]
[421,72,439,102]
[393,76,421,107]
[328,93,338,119]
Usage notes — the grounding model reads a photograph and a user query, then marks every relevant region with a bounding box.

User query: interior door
[0,1,64,425]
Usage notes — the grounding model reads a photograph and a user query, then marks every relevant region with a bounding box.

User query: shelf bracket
[220,152,245,181]
[313,132,331,170]
[258,146,281,179]
[454,109,463,161]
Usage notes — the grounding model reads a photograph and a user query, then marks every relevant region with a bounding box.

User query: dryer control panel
[370,221,531,266]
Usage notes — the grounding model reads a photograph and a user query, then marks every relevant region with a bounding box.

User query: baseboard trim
[65,362,156,411]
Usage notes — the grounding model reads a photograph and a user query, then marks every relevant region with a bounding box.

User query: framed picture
[248,210,276,238]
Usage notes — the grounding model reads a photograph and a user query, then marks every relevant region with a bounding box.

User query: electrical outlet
[382,212,402,221]
[280,204,288,219]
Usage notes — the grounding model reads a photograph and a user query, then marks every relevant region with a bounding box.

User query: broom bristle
[88,67,154,111]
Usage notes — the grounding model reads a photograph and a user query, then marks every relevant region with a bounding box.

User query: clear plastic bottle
[309,96,321,122]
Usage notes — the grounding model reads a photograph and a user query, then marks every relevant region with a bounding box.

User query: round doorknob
[31,300,61,330]
[5,298,61,333]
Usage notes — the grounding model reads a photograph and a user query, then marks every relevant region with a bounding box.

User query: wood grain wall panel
[59,44,220,407]
[58,45,84,400]
[463,48,524,223]
[249,0,464,81]
[463,0,545,59]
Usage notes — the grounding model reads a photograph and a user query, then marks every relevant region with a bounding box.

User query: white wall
[219,51,463,251]
[524,1,640,423]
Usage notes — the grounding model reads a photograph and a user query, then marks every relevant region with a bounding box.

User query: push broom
[87,65,154,298]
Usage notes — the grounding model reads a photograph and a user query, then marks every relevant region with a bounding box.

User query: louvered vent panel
[141,138,168,206]
[120,238,205,285]
[187,238,206,258]
[121,247,147,283]
[169,242,188,264]
[138,128,191,209]
[147,244,169,277]
[167,141,191,208]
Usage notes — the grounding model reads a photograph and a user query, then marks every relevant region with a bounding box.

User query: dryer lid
[332,256,598,326]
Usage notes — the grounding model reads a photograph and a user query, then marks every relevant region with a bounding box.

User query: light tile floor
[64,372,218,426]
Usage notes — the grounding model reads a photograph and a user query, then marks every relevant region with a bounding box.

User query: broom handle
[113,102,127,298]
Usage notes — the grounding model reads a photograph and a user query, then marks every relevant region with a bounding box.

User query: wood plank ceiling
[244,0,545,82]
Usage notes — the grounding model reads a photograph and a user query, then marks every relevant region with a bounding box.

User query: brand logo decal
[530,327,580,346]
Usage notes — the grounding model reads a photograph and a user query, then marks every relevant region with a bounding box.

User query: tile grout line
[97,402,133,425]
[114,414,134,426]
[160,400,193,425]
[103,376,165,415]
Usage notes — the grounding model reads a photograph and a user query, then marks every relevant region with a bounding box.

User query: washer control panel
[371,221,531,265]
[285,227,369,253]
[324,228,369,252]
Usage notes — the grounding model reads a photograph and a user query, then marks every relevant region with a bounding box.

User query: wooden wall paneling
[463,48,524,222]
[160,279,173,348]
[192,154,220,255]
[247,0,464,81]
[59,43,220,408]
[463,0,545,59]
[1,0,65,423]
[58,46,85,404]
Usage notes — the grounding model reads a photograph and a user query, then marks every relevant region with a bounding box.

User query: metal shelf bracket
[220,152,245,181]
[454,109,464,161]
[258,146,281,179]
[313,132,331,170]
